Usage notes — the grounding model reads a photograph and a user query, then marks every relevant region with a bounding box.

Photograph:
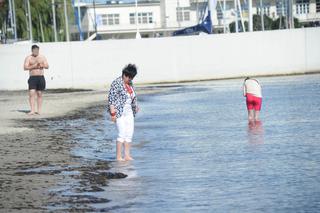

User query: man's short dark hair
[122,64,137,79]
[31,45,39,50]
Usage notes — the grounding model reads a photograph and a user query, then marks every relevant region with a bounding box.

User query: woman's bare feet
[124,156,134,161]
[116,157,125,162]
[27,111,36,115]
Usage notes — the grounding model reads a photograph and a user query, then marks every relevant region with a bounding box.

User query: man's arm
[23,56,38,71]
[40,56,49,69]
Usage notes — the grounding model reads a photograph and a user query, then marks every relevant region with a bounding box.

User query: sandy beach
[0,87,164,211]
[0,89,106,211]
[0,89,106,135]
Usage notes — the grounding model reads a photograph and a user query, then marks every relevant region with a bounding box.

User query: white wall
[0,28,319,90]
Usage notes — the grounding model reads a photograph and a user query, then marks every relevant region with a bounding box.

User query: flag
[173,11,212,36]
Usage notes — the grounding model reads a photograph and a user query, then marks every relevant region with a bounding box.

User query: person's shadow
[247,120,264,145]
[16,110,31,114]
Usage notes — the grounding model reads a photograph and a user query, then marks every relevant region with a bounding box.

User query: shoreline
[0,86,169,136]
[0,84,176,211]
[134,71,320,86]
[0,87,166,211]
[1,72,320,135]
[1,71,319,93]
[1,73,319,211]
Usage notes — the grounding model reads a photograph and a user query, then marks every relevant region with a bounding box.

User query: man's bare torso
[24,55,48,76]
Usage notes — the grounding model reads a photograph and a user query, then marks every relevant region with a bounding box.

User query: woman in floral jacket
[108,64,138,161]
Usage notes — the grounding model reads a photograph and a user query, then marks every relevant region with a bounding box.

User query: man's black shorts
[28,76,46,91]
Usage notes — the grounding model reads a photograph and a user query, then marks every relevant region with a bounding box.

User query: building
[73,0,320,40]
[75,0,207,39]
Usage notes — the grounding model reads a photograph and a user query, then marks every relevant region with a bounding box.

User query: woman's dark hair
[122,64,137,79]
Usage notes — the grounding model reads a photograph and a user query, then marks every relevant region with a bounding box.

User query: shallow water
[53,74,320,212]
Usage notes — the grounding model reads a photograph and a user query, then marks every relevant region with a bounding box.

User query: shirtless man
[23,45,49,115]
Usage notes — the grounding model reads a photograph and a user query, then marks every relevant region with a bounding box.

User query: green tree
[229,14,301,32]
[0,0,75,43]
[272,16,301,29]
[253,14,274,31]
[0,0,9,39]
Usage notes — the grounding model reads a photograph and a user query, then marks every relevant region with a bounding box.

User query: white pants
[116,105,134,143]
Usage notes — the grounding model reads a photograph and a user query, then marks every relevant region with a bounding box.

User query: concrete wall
[0,27,319,90]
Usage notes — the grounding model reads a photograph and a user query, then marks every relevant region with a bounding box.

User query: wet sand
[0,87,166,211]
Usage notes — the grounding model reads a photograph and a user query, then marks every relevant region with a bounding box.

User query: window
[257,4,271,16]
[130,13,135,24]
[130,12,153,24]
[216,6,223,20]
[101,14,120,25]
[177,7,190,22]
[316,0,320,13]
[276,0,287,16]
[296,0,310,14]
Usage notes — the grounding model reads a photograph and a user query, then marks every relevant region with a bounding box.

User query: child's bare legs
[124,142,133,161]
[248,110,255,121]
[116,141,124,161]
[254,110,260,121]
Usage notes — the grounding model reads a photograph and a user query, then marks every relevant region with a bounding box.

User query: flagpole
[208,0,211,33]
[12,0,17,40]
[288,0,294,28]
[77,0,83,40]
[259,0,264,31]
[52,0,58,42]
[63,0,70,41]
[93,0,98,36]
[135,0,141,39]
[39,14,45,42]
[207,0,216,34]
[8,0,14,32]
[223,0,226,33]
[27,0,33,41]
[248,0,253,31]
[237,0,245,32]
[234,0,238,33]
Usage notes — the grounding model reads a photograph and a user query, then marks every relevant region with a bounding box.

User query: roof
[78,0,160,5]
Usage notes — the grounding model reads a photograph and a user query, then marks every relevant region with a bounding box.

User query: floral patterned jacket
[107,76,138,118]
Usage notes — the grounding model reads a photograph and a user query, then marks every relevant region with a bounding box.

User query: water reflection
[46,74,320,212]
[98,161,144,211]
[247,120,264,145]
